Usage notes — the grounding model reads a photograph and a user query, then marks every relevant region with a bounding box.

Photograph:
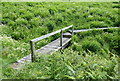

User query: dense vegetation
[1,2,120,79]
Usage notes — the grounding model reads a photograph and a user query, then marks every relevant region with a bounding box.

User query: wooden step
[63,33,72,38]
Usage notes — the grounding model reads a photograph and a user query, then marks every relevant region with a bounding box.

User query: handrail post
[60,30,63,47]
[30,41,35,62]
[72,25,74,36]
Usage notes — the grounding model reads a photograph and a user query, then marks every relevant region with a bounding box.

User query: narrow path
[11,26,119,69]
[71,27,119,33]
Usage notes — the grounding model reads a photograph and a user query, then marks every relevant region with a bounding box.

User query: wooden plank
[12,37,71,69]
[72,25,74,35]
[63,32,72,38]
[35,37,71,55]
[70,27,119,33]
[31,30,61,42]
[62,38,71,46]
[30,41,35,62]
[31,25,73,42]
[11,26,118,69]
[11,54,31,69]
[60,30,63,47]
[30,25,73,61]
[62,25,73,31]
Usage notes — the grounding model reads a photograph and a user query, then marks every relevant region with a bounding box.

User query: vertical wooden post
[60,30,63,47]
[30,41,35,62]
[72,25,74,36]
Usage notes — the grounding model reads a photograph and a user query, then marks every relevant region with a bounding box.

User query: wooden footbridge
[12,25,74,69]
[11,25,118,69]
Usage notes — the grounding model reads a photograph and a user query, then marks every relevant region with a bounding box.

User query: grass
[1,0,119,2]
[2,29,119,79]
[1,2,120,79]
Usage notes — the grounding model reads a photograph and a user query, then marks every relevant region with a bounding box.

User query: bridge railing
[30,25,74,62]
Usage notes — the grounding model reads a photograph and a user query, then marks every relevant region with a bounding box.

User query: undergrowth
[1,2,120,79]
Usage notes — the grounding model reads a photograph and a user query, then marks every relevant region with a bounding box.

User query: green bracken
[1,2,120,79]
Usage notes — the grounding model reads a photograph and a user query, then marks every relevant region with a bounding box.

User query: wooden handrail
[70,27,119,33]
[31,25,73,42]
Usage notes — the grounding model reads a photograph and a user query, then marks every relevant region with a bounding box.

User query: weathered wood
[12,26,118,69]
[60,30,63,47]
[11,54,31,69]
[30,41,35,62]
[62,38,71,48]
[63,32,72,38]
[72,25,74,35]
[70,27,119,33]
[35,37,71,54]
[31,25,73,42]
[30,25,73,62]
[62,25,73,31]
[12,37,71,69]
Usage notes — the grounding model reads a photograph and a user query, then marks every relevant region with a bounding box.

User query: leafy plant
[2,2,119,79]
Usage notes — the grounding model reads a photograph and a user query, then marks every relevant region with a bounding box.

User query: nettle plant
[15,17,28,26]
[39,8,50,18]
[81,40,101,53]
[21,11,34,20]
[29,17,42,28]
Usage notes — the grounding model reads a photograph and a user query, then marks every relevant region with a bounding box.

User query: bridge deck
[11,37,71,69]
